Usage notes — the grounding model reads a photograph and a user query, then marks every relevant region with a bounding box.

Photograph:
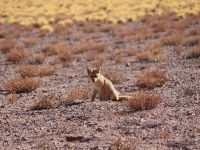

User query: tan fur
[87,67,132,101]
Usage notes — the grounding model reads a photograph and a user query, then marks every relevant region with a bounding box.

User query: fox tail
[118,95,133,101]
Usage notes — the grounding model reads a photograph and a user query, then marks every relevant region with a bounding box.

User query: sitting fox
[87,67,132,101]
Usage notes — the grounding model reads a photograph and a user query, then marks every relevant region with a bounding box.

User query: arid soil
[0,13,200,149]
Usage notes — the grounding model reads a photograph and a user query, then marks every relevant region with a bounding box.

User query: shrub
[160,34,183,46]
[16,65,55,77]
[7,93,17,104]
[136,48,166,62]
[137,69,167,89]
[4,77,41,93]
[186,44,200,59]
[127,92,162,110]
[0,40,15,53]
[183,36,200,46]
[6,49,29,63]
[28,96,54,110]
[28,53,45,65]
[104,69,126,84]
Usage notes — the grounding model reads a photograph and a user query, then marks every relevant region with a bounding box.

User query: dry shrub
[160,34,183,46]
[186,44,200,59]
[67,86,91,100]
[22,38,37,47]
[82,24,96,33]
[183,36,200,46]
[0,40,15,53]
[6,49,29,63]
[136,48,166,62]
[104,69,126,84]
[151,19,170,33]
[28,96,54,110]
[4,78,41,93]
[42,42,69,56]
[75,40,107,54]
[137,69,167,89]
[127,92,162,110]
[16,65,55,77]
[7,93,17,104]
[28,53,45,65]
[57,49,73,67]
[110,48,138,63]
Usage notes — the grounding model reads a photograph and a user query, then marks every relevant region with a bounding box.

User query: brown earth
[0,13,200,149]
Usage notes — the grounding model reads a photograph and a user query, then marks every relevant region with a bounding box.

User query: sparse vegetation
[6,49,29,63]
[186,44,200,59]
[160,34,183,46]
[183,36,200,46]
[6,93,17,104]
[28,53,45,65]
[4,77,41,93]
[136,48,166,62]
[137,69,167,89]
[104,69,127,84]
[16,65,55,77]
[28,96,54,110]
[0,40,15,53]
[127,92,162,110]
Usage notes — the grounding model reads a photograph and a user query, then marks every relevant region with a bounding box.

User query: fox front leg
[91,89,98,101]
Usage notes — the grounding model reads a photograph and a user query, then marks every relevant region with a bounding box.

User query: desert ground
[0,1,200,150]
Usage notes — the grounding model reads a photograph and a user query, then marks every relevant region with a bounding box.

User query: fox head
[87,67,101,82]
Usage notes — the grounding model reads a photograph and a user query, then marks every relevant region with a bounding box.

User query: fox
[87,67,133,101]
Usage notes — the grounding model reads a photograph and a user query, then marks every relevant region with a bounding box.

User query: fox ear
[87,68,92,74]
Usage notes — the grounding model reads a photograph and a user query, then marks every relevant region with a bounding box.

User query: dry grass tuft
[67,86,91,100]
[57,49,73,67]
[16,65,55,77]
[186,44,200,59]
[160,34,183,46]
[28,96,54,110]
[4,77,41,93]
[127,92,162,110]
[28,53,45,65]
[104,69,127,84]
[75,40,107,54]
[183,36,200,46]
[136,48,166,62]
[137,69,167,89]
[7,93,17,104]
[22,38,37,47]
[0,40,15,53]
[42,42,69,56]
[6,49,29,63]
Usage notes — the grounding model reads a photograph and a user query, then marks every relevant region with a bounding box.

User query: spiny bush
[104,69,127,84]
[183,36,200,46]
[136,48,166,62]
[7,93,17,104]
[160,34,183,46]
[28,53,45,65]
[0,40,15,53]
[186,44,200,59]
[137,69,167,89]
[16,65,55,77]
[6,49,29,63]
[28,96,54,110]
[4,77,41,93]
[127,92,162,110]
